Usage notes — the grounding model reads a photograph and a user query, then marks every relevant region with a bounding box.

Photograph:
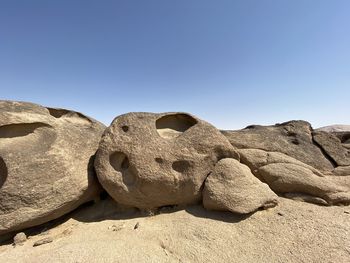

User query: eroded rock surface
[95,112,239,209]
[0,101,105,235]
[238,149,350,205]
[222,121,334,172]
[313,131,350,166]
[203,158,278,214]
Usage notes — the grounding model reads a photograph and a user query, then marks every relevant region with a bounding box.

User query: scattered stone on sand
[0,100,105,235]
[203,158,278,214]
[95,112,239,209]
[33,237,53,247]
[13,232,27,246]
[134,222,140,230]
[108,224,125,232]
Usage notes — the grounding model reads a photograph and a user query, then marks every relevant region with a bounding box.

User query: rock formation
[94,112,240,209]
[221,120,334,172]
[0,101,105,235]
[203,158,278,213]
[222,121,350,205]
[0,101,349,240]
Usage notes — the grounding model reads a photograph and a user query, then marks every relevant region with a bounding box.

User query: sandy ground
[0,197,349,263]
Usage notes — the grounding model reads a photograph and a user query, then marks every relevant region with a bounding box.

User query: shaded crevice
[109,152,136,186]
[0,122,52,139]
[199,172,212,195]
[311,136,337,168]
[0,156,7,188]
[172,160,191,173]
[46,107,93,123]
[47,108,71,118]
[156,113,197,139]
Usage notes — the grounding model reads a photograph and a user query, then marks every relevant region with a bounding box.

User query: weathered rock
[329,131,350,144]
[222,120,334,172]
[313,131,350,166]
[238,149,350,205]
[316,125,350,133]
[238,149,325,177]
[13,232,27,246]
[333,166,350,176]
[33,237,53,247]
[95,112,239,209]
[203,158,278,214]
[0,101,105,235]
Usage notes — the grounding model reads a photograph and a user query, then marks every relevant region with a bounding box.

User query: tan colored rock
[222,120,334,172]
[258,163,350,205]
[203,158,278,214]
[238,148,325,177]
[13,232,27,246]
[0,101,105,235]
[333,166,350,176]
[237,148,350,205]
[95,112,239,209]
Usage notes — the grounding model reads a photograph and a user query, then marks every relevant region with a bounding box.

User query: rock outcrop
[312,131,350,166]
[203,158,278,214]
[0,101,105,235]
[238,149,350,205]
[95,112,239,209]
[222,121,334,172]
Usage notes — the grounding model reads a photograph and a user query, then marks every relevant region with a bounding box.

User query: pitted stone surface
[95,112,239,209]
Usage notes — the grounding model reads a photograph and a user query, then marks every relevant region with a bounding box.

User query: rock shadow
[184,204,252,223]
[0,156,7,188]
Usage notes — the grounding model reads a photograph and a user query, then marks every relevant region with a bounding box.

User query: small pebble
[134,222,140,230]
[108,224,125,232]
[33,237,53,247]
[13,232,27,246]
[277,212,284,216]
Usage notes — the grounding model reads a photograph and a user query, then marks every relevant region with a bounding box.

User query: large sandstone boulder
[238,149,350,205]
[222,120,334,172]
[0,101,105,235]
[95,112,239,209]
[203,158,278,214]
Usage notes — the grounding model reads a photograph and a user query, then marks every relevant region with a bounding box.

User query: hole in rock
[47,108,71,118]
[291,139,300,145]
[172,160,191,173]
[99,190,109,200]
[109,152,130,172]
[244,125,260,129]
[0,123,50,139]
[47,108,92,124]
[156,114,197,139]
[0,157,7,188]
[155,158,163,164]
[340,134,350,144]
[121,126,129,132]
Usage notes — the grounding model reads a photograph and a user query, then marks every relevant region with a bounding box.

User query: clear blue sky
[1,1,349,129]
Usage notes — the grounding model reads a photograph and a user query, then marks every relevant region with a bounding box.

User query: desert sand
[1,197,349,263]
